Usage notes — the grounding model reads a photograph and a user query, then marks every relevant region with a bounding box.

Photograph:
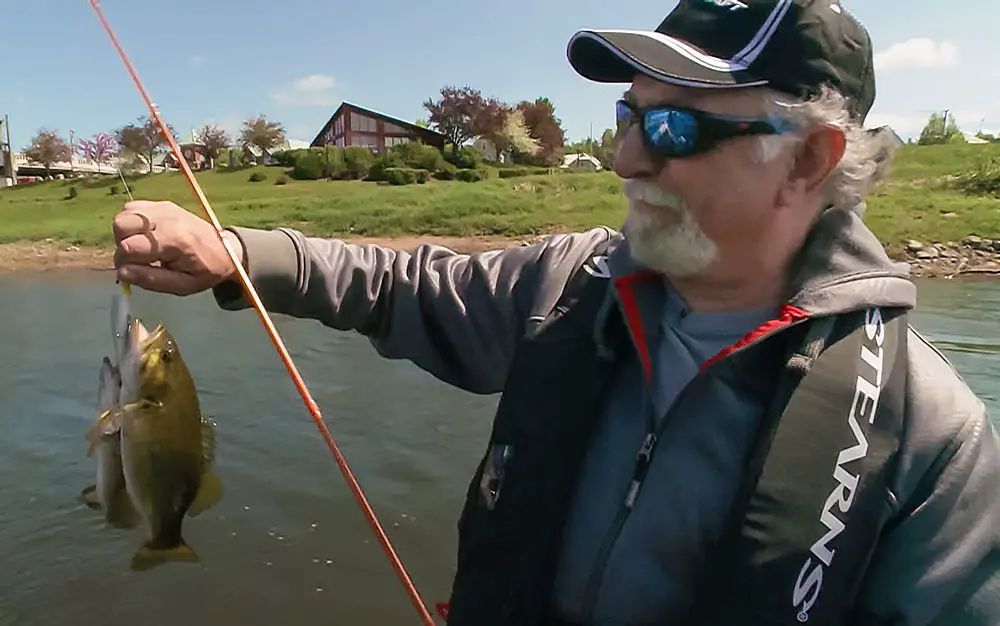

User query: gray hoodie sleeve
[211,225,613,394]
[854,334,1000,625]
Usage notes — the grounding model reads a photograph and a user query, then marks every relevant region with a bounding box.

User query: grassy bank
[2,143,999,251]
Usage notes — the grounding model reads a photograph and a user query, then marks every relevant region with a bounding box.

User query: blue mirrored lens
[644,109,698,154]
[615,100,632,131]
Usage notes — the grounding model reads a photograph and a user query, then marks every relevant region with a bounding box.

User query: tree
[196,124,231,168]
[513,97,566,166]
[23,129,71,177]
[239,114,286,155]
[115,116,177,174]
[422,86,508,149]
[499,109,540,156]
[917,112,963,146]
[76,132,118,173]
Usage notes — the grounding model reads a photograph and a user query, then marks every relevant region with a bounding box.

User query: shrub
[413,168,430,183]
[498,167,544,178]
[66,186,78,199]
[384,168,416,185]
[455,168,489,182]
[434,162,458,180]
[445,146,482,169]
[292,152,324,180]
[108,184,119,195]
[366,152,405,182]
[249,171,267,182]
[343,147,376,179]
[955,156,1000,197]
[389,142,446,172]
[275,175,289,185]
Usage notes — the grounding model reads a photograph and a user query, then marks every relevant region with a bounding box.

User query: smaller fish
[80,356,142,530]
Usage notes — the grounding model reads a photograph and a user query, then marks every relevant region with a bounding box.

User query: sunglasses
[615,99,798,158]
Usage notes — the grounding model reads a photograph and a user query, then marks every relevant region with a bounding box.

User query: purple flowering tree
[76,132,118,173]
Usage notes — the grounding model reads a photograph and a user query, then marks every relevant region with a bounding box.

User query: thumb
[117,264,207,296]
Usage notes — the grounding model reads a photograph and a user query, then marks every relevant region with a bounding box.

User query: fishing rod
[86,2,435,623]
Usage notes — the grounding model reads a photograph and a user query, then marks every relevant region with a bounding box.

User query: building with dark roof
[310,101,448,152]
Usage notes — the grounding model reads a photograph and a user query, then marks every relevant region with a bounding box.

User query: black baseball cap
[566,0,876,122]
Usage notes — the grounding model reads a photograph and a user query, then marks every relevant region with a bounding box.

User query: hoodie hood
[784,206,916,316]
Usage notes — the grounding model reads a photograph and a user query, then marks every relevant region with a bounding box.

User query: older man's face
[614,74,798,280]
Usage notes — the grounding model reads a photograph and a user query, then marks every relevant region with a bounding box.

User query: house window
[351,134,378,148]
[383,122,406,134]
[351,112,377,132]
[335,116,345,135]
[335,136,344,148]
[384,136,409,147]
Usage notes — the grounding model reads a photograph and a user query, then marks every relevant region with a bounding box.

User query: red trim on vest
[700,303,810,371]
[613,271,658,384]
[435,602,449,620]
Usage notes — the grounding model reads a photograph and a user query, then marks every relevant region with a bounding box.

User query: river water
[0,270,997,626]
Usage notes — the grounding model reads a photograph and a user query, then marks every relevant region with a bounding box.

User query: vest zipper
[578,383,687,623]
[576,318,812,624]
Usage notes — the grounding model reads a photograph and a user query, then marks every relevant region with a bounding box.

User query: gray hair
[755,84,898,215]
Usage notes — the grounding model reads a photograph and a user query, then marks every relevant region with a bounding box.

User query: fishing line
[87,2,435,623]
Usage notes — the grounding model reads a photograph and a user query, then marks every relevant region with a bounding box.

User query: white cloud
[270,74,338,107]
[874,38,958,71]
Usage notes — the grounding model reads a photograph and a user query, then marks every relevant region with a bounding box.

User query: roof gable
[311,101,446,145]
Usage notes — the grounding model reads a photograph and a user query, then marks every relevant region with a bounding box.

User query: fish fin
[80,485,102,510]
[105,490,142,530]
[85,408,124,456]
[130,540,200,572]
[187,470,224,518]
[200,416,218,467]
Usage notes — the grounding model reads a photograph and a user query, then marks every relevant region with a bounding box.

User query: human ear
[787,125,846,194]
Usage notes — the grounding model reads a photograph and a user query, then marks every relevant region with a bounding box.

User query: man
[112,1,1000,624]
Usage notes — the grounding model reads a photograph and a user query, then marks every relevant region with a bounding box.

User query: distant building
[162,129,209,170]
[561,153,603,170]
[310,101,448,152]
[466,136,511,164]
[238,139,311,166]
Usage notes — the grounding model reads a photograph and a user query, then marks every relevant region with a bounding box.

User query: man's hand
[112,200,244,296]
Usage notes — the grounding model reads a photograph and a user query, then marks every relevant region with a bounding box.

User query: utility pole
[1,114,16,186]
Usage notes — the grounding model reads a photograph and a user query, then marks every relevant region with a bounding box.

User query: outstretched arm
[212,226,614,394]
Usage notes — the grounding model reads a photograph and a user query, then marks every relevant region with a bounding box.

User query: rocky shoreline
[2,236,999,280]
[903,236,1000,278]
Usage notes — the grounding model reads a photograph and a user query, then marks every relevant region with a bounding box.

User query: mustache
[621,179,684,209]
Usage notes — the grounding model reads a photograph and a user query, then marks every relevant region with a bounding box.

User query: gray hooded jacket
[213,206,1000,625]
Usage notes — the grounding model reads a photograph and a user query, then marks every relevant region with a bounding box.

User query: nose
[613,124,659,180]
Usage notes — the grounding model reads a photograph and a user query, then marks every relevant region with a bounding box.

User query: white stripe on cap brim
[567,29,768,89]
[589,29,750,73]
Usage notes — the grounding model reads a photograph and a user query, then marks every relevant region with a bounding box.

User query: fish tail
[130,539,200,572]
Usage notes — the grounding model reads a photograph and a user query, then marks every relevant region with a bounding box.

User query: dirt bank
[3,235,999,279]
[0,235,542,274]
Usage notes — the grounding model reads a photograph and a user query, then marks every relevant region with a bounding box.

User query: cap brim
[567,29,769,89]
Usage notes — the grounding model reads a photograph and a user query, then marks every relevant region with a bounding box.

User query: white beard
[620,179,719,278]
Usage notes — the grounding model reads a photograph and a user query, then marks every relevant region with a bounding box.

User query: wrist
[220,230,246,279]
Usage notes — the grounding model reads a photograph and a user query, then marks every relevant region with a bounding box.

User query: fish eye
[161,350,173,363]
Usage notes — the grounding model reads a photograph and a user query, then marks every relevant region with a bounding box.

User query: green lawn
[2,142,999,251]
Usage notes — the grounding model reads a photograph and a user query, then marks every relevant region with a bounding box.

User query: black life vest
[441,239,909,626]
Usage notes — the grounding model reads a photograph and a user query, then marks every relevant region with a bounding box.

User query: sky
[3,0,998,150]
